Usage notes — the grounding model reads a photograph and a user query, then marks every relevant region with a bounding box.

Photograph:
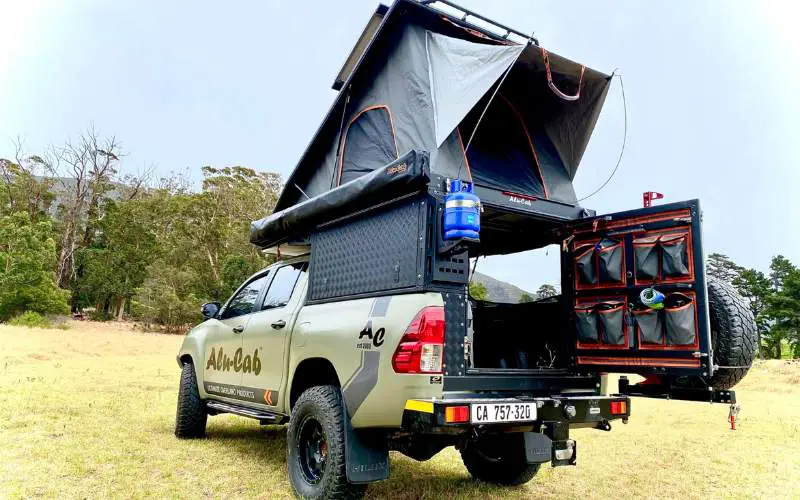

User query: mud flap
[523,432,553,464]
[343,410,389,484]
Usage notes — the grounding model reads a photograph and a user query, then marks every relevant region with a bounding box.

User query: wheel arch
[289,357,342,410]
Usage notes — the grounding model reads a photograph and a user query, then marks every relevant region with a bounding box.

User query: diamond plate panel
[308,200,423,301]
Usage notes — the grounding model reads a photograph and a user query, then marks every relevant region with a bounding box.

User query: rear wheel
[287,385,366,499]
[707,277,758,389]
[460,433,540,486]
[175,361,207,438]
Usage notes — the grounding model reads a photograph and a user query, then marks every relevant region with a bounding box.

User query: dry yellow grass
[1,322,798,499]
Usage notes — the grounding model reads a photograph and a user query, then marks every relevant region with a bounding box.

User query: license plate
[471,402,537,424]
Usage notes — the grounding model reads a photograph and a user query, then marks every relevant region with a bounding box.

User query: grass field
[1,322,798,499]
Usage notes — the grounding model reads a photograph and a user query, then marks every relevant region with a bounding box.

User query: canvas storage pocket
[633,235,660,281]
[633,307,664,345]
[661,232,690,278]
[575,244,597,286]
[597,238,624,283]
[575,304,599,344]
[597,301,626,346]
[664,293,696,346]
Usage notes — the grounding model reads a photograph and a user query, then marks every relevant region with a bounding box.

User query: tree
[219,254,262,300]
[175,166,280,300]
[0,212,70,321]
[769,255,794,292]
[732,268,771,357]
[29,129,124,290]
[131,260,202,332]
[764,256,800,358]
[469,281,488,301]
[519,292,535,303]
[72,194,165,318]
[536,284,558,300]
[0,145,56,221]
[707,253,743,283]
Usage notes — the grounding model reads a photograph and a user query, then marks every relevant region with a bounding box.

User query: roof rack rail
[417,0,538,46]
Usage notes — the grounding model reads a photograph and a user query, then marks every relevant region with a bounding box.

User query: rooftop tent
[427,34,610,204]
[254,0,610,249]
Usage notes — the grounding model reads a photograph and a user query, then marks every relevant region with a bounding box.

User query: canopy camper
[250,0,754,404]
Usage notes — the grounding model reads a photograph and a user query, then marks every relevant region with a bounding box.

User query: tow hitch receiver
[546,422,577,467]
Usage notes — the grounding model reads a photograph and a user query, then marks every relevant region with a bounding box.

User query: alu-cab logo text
[206,347,261,375]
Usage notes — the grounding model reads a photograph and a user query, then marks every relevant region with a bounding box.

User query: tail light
[392,306,445,374]
[445,405,469,423]
[610,400,627,415]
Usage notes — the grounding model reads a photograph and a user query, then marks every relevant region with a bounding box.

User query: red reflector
[445,405,470,423]
[610,401,627,415]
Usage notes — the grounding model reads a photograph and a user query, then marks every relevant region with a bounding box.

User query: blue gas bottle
[444,179,480,240]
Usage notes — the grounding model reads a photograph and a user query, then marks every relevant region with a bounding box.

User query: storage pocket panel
[597,302,626,346]
[597,238,624,284]
[575,245,597,286]
[575,304,599,344]
[664,294,696,346]
[633,235,660,281]
[633,307,664,345]
[661,233,690,278]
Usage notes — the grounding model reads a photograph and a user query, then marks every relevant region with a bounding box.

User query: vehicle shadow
[208,422,514,499]
[205,422,289,470]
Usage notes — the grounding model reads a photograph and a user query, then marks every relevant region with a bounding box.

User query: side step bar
[206,400,288,424]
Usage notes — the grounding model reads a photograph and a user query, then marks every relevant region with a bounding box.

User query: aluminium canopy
[252,0,610,248]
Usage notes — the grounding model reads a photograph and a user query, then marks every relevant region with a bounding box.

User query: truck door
[203,271,272,403]
[240,262,307,414]
[563,199,732,403]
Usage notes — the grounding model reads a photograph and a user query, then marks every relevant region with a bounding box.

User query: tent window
[337,105,398,185]
[458,95,548,198]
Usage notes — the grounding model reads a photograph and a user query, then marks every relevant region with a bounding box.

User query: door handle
[271,320,286,330]
[232,325,245,334]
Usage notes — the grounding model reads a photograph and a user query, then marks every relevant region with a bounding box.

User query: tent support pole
[330,86,352,189]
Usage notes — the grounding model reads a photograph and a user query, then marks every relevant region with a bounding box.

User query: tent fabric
[338,105,398,185]
[425,31,525,147]
[250,150,430,248]
[459,96,546,197]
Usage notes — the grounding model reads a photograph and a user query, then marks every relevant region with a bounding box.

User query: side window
[262,263,305,310]
[337,106,398,185]
[221,274,270,319]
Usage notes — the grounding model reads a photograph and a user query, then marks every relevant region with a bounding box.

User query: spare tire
[707,277,758,389]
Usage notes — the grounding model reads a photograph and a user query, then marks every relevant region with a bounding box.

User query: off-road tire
[707,277,757,389]
[460,433,540,486]
[175,362,207,438]
[287,385,366,500]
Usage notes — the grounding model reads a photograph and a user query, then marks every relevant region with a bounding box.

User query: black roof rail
[416,0,538,46]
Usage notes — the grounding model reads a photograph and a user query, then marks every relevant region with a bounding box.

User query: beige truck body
[178,257,444,428]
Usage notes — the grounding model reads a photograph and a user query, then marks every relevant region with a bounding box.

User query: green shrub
[8,311,52,328]
[87,310,114,322]
[0,213,70,321]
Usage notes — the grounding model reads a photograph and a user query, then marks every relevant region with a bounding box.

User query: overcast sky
[1,0,798,293]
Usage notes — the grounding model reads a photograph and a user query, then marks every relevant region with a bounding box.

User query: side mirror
[201,302,221,319]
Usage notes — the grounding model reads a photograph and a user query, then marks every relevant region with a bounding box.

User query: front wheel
[460,433,540,485]
[175,361,207,438]
[287,385,366,499]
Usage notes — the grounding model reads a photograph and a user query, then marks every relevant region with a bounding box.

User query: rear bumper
[401,394,631,434]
